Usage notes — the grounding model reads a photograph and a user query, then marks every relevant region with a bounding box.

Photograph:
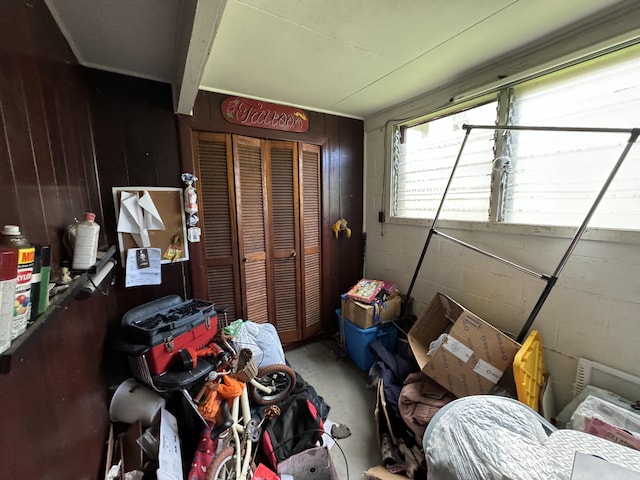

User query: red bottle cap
[84,212,96,222]
[0,249,18,281]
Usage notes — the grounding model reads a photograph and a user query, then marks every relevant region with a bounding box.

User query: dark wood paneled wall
[0,295,116,479]
[0,1,363,477]
[0,1,104,264]
[0,1,111,479]
[179,92,364,333]
[85,69,191,318]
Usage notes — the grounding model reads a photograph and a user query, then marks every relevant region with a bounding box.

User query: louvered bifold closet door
[194,132,242,320]
[234,136,270,325]
[268,141,301,343]
[300,144,322,336]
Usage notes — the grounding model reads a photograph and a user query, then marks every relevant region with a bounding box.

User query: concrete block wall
[364,210,640,412]
[362,5,640,409]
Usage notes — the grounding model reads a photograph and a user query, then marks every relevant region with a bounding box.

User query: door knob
[291,250,296,257]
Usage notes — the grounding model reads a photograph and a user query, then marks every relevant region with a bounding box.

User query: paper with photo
[125,247,162,287]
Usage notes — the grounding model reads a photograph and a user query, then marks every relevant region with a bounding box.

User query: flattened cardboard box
[341,294,401,329]
[364,465,409,480]
[408,292,520,398]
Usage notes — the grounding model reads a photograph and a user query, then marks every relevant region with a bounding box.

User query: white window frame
[385,45,640,245]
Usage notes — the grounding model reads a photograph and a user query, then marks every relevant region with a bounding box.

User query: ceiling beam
[173,0,227,115]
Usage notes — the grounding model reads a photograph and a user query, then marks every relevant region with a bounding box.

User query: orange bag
[198,385,220,422]
[217,375,244,399]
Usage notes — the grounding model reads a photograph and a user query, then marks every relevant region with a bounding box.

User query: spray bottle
[0,225,34,339]
[0,249,18,353]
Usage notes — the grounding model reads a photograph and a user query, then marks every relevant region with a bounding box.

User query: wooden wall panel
[0,6,364,471]
[179,92,364,336]
[0,294,116,480]
[0,3,102,263]
[0,1,110,479]
[85,70,191,318]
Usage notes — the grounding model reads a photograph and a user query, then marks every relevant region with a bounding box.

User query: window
[393,101,498,221]
[392,45,640,230]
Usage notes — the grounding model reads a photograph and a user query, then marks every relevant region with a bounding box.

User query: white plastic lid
[84,212,96,222]
[2,225,20,235]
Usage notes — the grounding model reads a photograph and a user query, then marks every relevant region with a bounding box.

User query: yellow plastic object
[513,330,545,411]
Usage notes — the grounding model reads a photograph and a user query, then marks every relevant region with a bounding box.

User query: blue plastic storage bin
[342,315,397,371]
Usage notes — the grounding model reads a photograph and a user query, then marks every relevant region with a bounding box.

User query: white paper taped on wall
[125,248,161,288]
[117,191,165,247]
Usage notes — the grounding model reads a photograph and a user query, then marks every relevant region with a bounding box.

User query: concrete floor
[285,338,381,479]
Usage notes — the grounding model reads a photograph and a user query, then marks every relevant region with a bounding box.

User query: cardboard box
[365,465,412,480]
[104,422,144,480]
[408,293,520,398]
[341,293,401,329]
[104,409,182,480]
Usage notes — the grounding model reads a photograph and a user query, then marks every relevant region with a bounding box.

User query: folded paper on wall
[117,191,166,247]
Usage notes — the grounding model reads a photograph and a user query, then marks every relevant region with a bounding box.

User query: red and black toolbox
[122,295,218,375]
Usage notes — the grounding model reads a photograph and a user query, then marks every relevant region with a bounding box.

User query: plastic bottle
[0,225,35,339]
[72,212,100,270]
[29,245,51,323]
[37,245,51,316]
[0,249,18,354]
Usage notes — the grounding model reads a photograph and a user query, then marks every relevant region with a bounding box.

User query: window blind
[393,101,498,220]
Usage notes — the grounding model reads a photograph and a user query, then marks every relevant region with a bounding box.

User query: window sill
[384,217,640,245]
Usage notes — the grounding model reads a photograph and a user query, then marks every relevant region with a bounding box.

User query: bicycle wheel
[248,363,296,405]
[206,446,255,480]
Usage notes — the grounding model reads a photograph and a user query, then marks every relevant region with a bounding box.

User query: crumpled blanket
[424,395,640,480]
[398,372,455,443]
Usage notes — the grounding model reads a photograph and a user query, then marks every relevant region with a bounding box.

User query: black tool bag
[261,389,325,468]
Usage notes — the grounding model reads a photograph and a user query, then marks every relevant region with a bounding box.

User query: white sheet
[424,395,640,480]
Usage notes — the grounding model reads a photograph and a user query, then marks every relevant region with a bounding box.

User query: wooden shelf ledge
[0,245,116,374]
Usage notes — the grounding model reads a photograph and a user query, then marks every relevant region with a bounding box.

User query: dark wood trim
[291,142,303,338]
[178,118,207,300]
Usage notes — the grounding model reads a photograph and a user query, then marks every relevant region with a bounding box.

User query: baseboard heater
[574,357,640,402]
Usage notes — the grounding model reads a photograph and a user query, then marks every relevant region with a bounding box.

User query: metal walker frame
[403,123,640,343]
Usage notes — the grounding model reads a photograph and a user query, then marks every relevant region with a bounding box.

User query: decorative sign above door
[221,96,309,133]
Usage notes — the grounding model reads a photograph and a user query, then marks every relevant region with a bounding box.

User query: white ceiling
[45,0,626,119]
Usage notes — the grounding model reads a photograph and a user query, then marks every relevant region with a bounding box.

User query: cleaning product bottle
[72,212,100,271]
[0,249,18,354]
[0,225,35,339]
